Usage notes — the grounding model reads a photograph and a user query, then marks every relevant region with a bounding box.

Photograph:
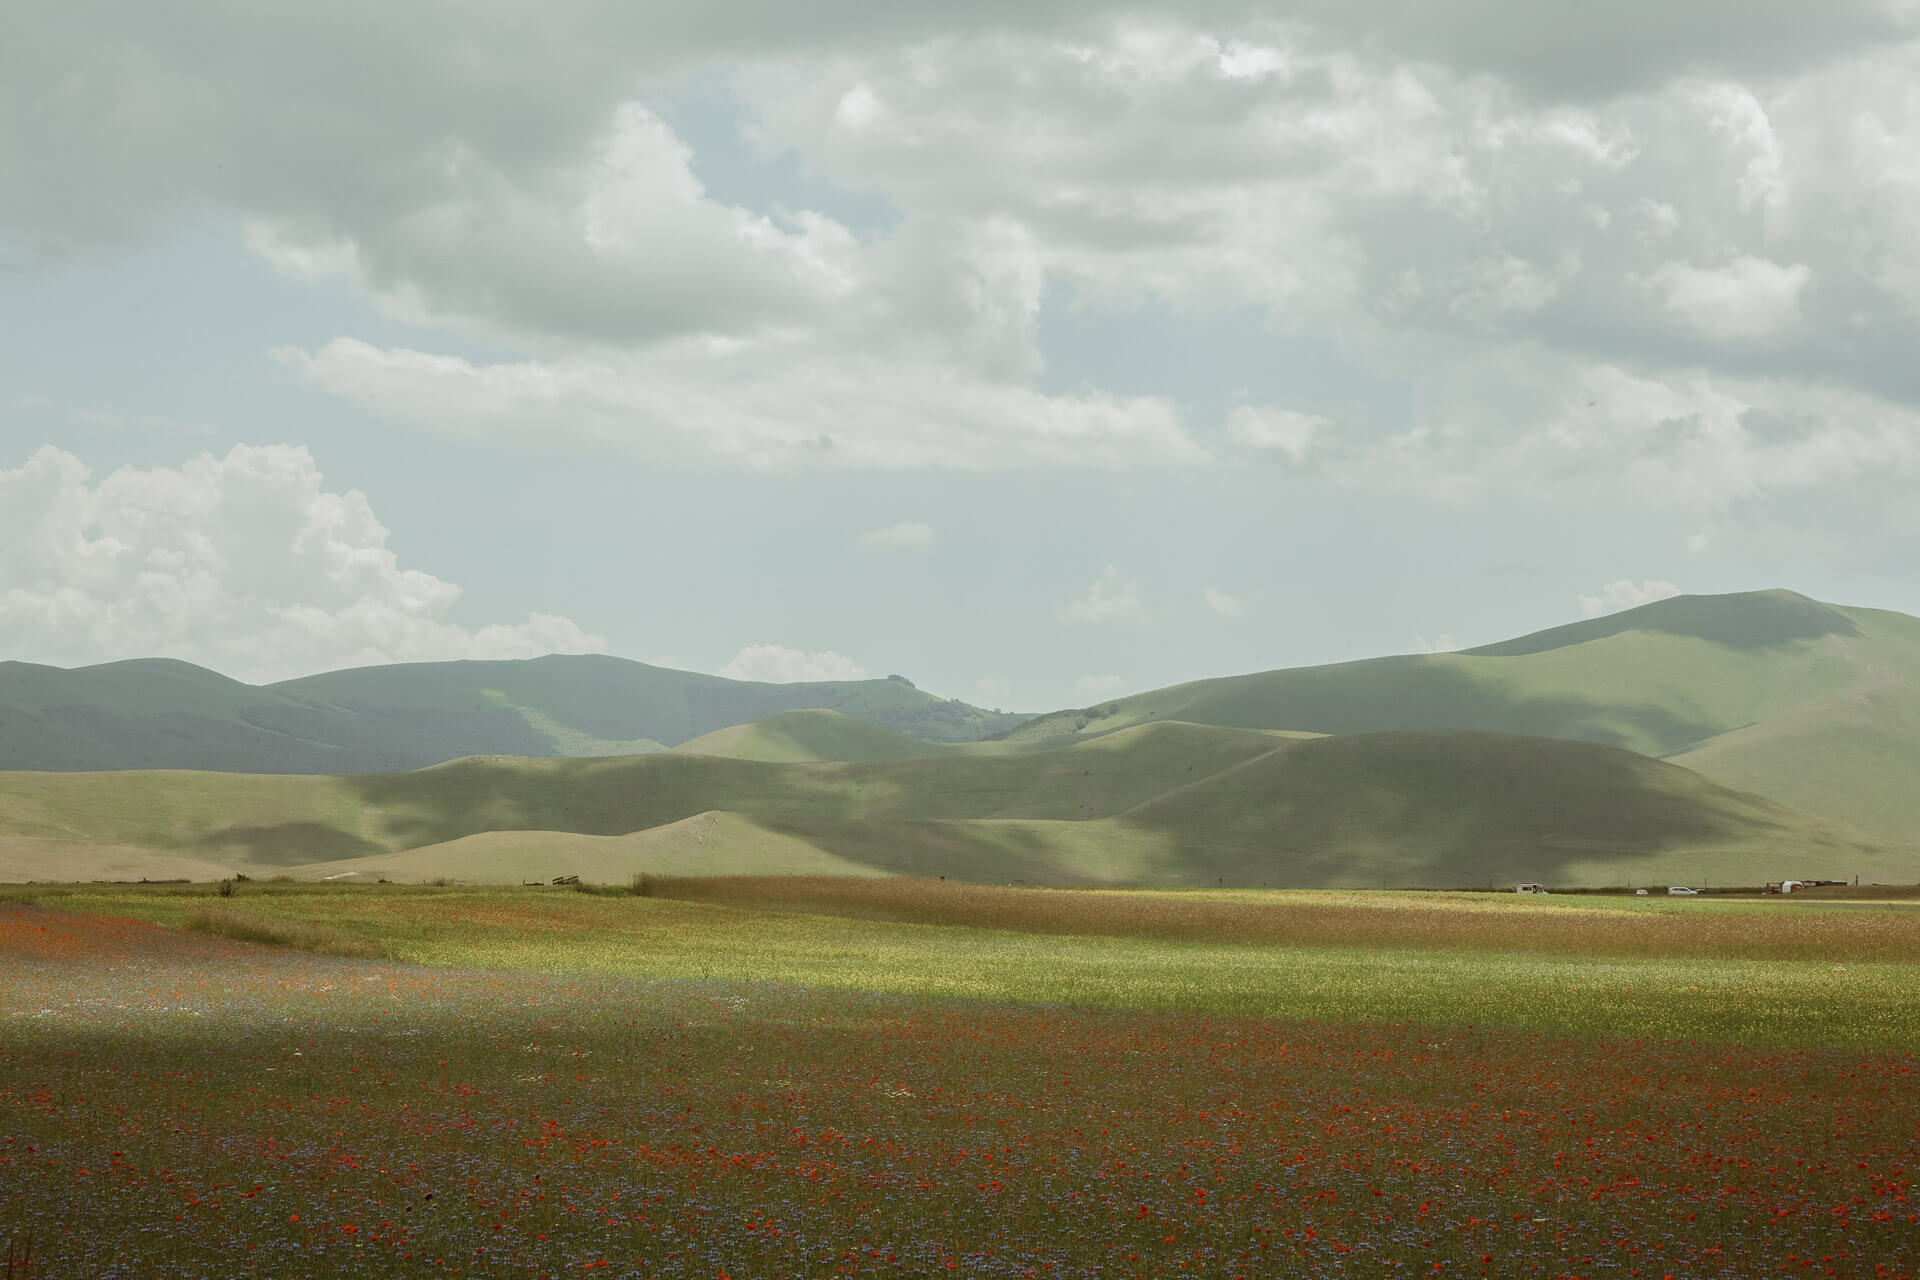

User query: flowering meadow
[3,897,1917,1278]
[34,882,1920,1052]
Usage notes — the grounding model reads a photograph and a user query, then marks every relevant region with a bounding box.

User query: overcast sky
[5,2,1920,708]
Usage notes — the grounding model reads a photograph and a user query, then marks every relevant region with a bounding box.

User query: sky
[5,2,1920,711]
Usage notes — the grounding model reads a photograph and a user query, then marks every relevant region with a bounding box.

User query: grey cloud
[12,0,1920,492]
[1287,0,1916,100]
[4,4,864,344]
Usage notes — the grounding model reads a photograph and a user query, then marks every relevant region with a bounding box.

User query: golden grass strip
[639,875,1920,962]
[183,906,389,960]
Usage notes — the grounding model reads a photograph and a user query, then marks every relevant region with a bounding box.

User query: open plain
[3,880,1916,1277]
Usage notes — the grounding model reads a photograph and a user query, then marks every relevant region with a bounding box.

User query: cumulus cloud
[0,444,603,682]
[1287,0,1909,100]
[1648,256,1811,340]
[1058,566,1146,624]
[1203,587,1245,617]
[1350,362,1920,509]
[856,521,935,550]
[1411,633,1459,654]
[10,3,1920,505]
[1580,579,1683,618]
[242,103,859,347]
[716,644,870,683]
[741,22,1920,436]
[1226,408,1324,463]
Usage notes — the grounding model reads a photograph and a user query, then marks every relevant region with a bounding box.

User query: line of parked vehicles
[1513,879,1849,895]
[1516,883,1699,895]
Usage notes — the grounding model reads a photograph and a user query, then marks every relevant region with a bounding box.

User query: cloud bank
[0,445,603,683]
[716,644,871,683]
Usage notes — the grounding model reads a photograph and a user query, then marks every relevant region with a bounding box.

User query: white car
[1667,886,1699,896]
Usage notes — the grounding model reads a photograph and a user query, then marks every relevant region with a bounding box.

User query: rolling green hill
[673,709,961,762]
[670,709,1313,764]
[998,590,1920,841]
[0,654,1025,774]
[290,812,888,885]
[1,722,1905,889]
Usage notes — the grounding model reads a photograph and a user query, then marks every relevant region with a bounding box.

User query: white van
[1667,886,1698,896]
[1514,883,1548,894]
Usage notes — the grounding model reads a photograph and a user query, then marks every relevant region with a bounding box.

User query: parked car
[1634,888,1648,895]
[1667,886,1698,896]
[1514,883,1548,894]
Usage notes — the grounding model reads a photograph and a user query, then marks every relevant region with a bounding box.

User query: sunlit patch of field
[13,881,1920,1051]
[634,876,1920,962]
[2,903,1916,1278]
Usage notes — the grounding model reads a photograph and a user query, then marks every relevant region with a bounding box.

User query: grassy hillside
[999,590,1920,841]
[1114,730,1903,887]
[291,812,888,885]
[2,723,1905,889]
[17,588,1920,849]
[0,653,1026,774]
[0,657,479,773]
[673,709,959,762]
[0,720,1286,868]
[277,656,1024,749]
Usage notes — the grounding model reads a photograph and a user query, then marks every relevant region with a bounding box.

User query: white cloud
[1074,674,1128,698]
[1226,407,1325,463]
[1648,256,1811,340]
[9,4,1920,518]
[1411,633,1459,653]
[280,338,1202,469]
[1580,579,1682,618]
[1058,565,1146,624]
[736,22,1920,441]
[244,103,859,347]
[1203,586,1245,617]
[1634,197,1680,240]
[0,444,603,683]
[857,521,935,550]
[1352,361,1920,509]
[716,644,869,684]
[1695,82,1786,217]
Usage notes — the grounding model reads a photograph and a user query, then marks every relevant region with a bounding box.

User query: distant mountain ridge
[8,588,1920,847]
[998,589,1920,842]
[0,653,1026,774]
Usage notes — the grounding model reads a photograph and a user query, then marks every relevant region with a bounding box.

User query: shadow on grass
[194,822,387,867]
